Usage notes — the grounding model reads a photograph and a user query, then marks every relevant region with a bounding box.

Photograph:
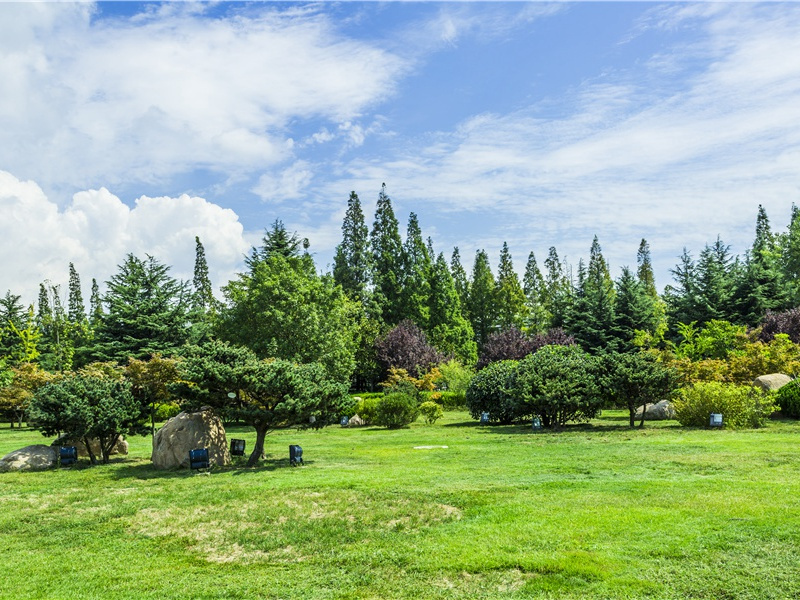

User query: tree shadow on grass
[442,418,660,435]
[111,457,314,479]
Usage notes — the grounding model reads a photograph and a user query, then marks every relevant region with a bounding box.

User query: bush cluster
[673,382,777,428]
[419,401,444,425]
[775,379,800,418]
[465,360,519,424]
[375,392,419,429]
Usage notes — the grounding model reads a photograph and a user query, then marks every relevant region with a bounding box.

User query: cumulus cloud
[0,170,250,305]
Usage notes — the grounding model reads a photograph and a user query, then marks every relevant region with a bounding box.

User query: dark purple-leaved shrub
[759,307,800,344]
[375,319,445,378]
[477,327,574,370]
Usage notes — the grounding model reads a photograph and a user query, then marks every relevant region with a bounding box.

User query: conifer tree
[333,191,371,304]
[695,237,736,324]
[612,266,655,351]
[781,204,800,304]
[544,246,572,328]
[369,184,404,326]
[450,247,470,319]
[664,248,700,328]
[522,252,549,332]
[67,263,86,324]
[636,239,658,299]
[89,278,103,325]
[427,253,477,365]
[467,250,497,349]
[567,237,616,353]
[192,236,216,315]
[495,242,527,331]
[399,212,432,327]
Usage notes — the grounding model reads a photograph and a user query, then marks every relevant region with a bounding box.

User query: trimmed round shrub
[775,379,800,418]
[419,401,444,425]
[375,392,419,429]
[465,360,520,424]
[356,396,381,425]
[154,402,181,422]
[673,382,777,428]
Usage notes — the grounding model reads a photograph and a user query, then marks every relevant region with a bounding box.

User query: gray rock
[634,399,676,421]
[753,373,792,392]
[52,435,128,458]
[348,414,364,427]
[151,409,231,469]
[0,445,58,472]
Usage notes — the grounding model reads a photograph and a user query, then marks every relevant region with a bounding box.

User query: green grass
[1,412,799,599]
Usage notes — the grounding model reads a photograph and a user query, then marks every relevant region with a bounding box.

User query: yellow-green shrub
[673,382,777,428]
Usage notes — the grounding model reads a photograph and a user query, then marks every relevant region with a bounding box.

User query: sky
[2,1,800,306]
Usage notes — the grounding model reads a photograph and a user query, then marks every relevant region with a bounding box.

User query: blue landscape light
[480,412,490,424]
[289,445,303,466]
[532,417,542,431]
[709,413,724,428]
[189,448,210,470]
[60,446,78,467]
[230,439,246,456]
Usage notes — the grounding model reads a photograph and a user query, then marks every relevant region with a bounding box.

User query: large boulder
[0,445,58,472]
[151,409,231,470]
[634,399,676,421]
[753,373,792,392]
[52,435,128,458]
[347,414,365,427]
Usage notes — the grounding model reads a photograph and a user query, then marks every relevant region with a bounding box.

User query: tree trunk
[83,436,98,465]
[101,433,120,464]
[639,404,647,428]
[247,424,268,467]
[629,407,636,428]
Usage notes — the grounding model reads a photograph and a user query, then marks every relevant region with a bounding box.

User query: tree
[544,247,572,328]
[612,267,656,352]
[89,279,103,325]
[0,291,26,360]
[0,362,53,428]
[399,212,432,327]
[178,341,351,466]
[67,263,86,324]
[567,237,616,353]
[695,237,736,324]
[29,372,148,464]
[191,236,216,315]
[601,352,678,427]
[91,254,192,363]
[370,184,405,326]
[333,191,371,304]
[495,242,527,330]
[636,239,658,299]
[523,252,550,333]
[513,344,602,429]
[467,250,497,349]
[465,360,520,424]
[125,354,180,437]
[219,252,359,384]
[36,283,73,371]
[781,204,800,305]
[450,247,470,319]
[247,218,306,267]
[477,327,537,370]
[427,253,477,366]
[375,319,445,378]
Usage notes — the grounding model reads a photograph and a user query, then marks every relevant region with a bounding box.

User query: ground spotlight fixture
[480,412,490,424]
[60,446,78,467]
[340,416,349,427]
[230,439,246,456]
[289,445,304,466]
[532,417,542,431]
[709,413,724,428]
[189,448,210,471]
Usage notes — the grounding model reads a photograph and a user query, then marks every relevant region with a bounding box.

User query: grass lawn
[1,410,799,599]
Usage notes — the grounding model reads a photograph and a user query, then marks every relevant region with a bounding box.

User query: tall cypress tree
[369,184,404,326]
[544,246,572,328]
[67,263,86,324]
[399,212,432,327]
[192,236,215,315]
[523,251,550,333]
[333,191,371,304]
[427,253,477,365]
[89,278,103,326]
[567,236,616,353]
[467,250,497,349]
[781,204,800,305]
[495,242,527,331]
[450,247,470,319]
[636,239,658,299]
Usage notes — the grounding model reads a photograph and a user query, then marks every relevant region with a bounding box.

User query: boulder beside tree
[151,409,230,469]
[0,445,58,472]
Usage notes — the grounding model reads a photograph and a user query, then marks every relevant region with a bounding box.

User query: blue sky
[2,2,800,304]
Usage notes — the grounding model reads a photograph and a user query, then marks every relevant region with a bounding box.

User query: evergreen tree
[399,212,432,327]
[467,250,497,349]
[333,191,371,304]
[636,239,658,299]
[247,219,307,268]
[450,247,470,319]
[544,246,572,328]
[36,283,73,371]
[695,237,736,324]
[192,236,216,315]
[495,242,527,331]
[523,251,550,333]
[369,184,404,325]
[91,254,192,363]
[67,263,86,324]
[427,253,477,365]
[781,204,800,304]
[612,267,655,351]
[664,248,700,328]
[567,237,616,353]
[89,278,103,326]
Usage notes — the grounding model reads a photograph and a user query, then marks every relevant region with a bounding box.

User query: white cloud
[252,160,314,203]
[0,170,250,305]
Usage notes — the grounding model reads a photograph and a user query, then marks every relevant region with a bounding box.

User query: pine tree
[664,248,700,328]
[89,278,103,325]
[399,212,432,327]
[495,242,527,331]
[467,250,497,349]
[192,236,216,314]
[636,239,658,299]
[247,219,307,269]
[450,247,470,319]
[333,191,371,304]
[567,237,616,353]
[369,184,404,326]
[781,204,800,304]
[544,246,572,328]
[695,237,736,324]
[427,253,477,365]
[523,251,550,333]
[67,263,86,324]
[613,266,655,351]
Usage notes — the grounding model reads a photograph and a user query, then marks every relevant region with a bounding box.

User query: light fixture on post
[230,439,246,456]
[60,446,78,467]
[289,445,303,466]
[189,448,210,472]
[709,413,724,428]
[480,412,490,424]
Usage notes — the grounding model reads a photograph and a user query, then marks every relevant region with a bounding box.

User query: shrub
[375,392,419,429]
[419,401,444,425]
[356,396,381,425]
[775,379,800,418]
[465,360,520,424]
[375,320,445,378]
[673,382,777,428]
[437,360,474,396]
[513,345,602,429]
[154,402,181,421]
[436,391,466,410]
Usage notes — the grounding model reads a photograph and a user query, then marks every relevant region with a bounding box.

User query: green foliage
[29,372,147,464]
[513,344,602,429]
[465,359,519,424]
[154,402,181,421]
[375,392,419,429]
[567,237,617,353]
[355,395,381,424]
[495,242,527,330]
[673,382,777,429]
[333,192,371,305]
[775,379,800,418]
[418,400,444,425]
[466,249,497,349]
[437,359,474,396]
[370,184,405,326]
[427,253,477,365]
[601,351,678,427]
[399,212,432,327]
